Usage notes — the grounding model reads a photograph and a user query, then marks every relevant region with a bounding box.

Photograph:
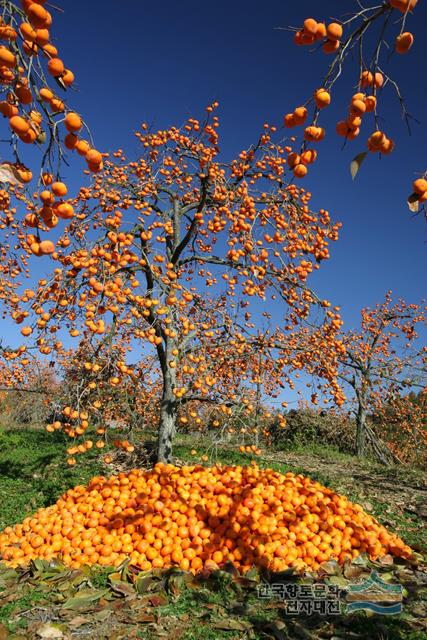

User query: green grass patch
[0,427,103,529]
[369,497,426,551]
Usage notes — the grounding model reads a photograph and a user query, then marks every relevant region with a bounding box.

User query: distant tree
[337,292,426,463]
[0,349,59,425]
[371,388,427,465]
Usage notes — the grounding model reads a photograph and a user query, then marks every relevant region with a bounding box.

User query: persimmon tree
[282,0,426,219]
[337,292,426,463]
[7,107,347,462]
[371,388,427,464]
[0,350,59,424]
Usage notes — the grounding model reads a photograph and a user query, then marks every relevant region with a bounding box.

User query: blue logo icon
[346,570,403,615]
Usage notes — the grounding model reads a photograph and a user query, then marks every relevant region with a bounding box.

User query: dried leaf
[375,554,394,567]
[149,593,168,607]
[135,574,158,594]
[212,618,252,631]
[411,602,427,617]
[54,76,67,91]
[263,621,287,640]
[407,192,420,213]
[0,567,18,588]
[36,624,64,639]
[318,560,341,576]
[0,162,22,185]
[107,572,122,583]
[109,579,136,598]
[350,151,368,180]
[0,623,8,640]
[404,552,424,567]
[165,573,187,597]
[68,616,89,629]
[351,553,369,567]
[343,564,365,580]
[93,609,112,622]
[221,561,239,576]
[289,620,313,639]
[132,611,156,623]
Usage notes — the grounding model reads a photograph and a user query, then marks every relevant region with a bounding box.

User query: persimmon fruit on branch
[0,0,103,264]
[284,0,426,219]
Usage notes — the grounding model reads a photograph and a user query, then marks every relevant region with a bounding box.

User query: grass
[368,497,426,551]
[0,588,48,634]
[0,426,103,530]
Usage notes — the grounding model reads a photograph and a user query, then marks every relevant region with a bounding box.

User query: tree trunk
[157,373,177,463]
[356,390,367,457]
[156,337,178,463]
[365,423,401,466]
[355,387,399,465]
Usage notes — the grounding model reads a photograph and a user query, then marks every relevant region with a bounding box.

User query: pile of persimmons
[0,463,412,574]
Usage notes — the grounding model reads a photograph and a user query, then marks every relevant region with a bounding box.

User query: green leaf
[0,567,18,588]
[135,572,161,594]
[62,588,110,610]
[43,569,74,584]
[350,151,368,180]
[326,575,349,587]
[244,566,260,582]
[379,572,395,582]
[351,553,369,567]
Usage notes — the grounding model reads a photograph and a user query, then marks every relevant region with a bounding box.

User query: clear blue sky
[3,0,427,367]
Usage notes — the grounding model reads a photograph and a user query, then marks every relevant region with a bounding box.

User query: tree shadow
[0,454,59,481]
